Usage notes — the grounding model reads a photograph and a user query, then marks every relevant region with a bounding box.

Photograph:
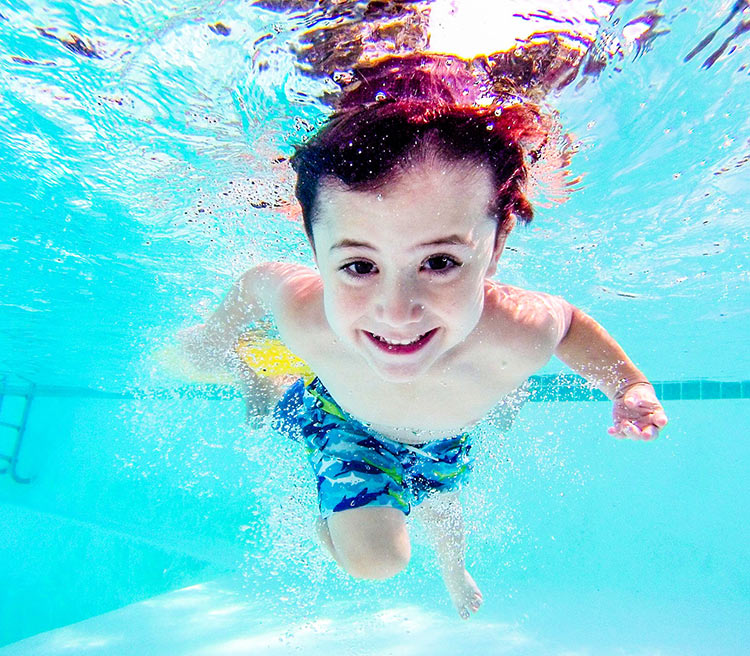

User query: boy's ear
[486,217,515,277]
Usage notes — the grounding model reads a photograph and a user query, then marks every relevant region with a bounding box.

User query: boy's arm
[178,263,303,423]
[553,303,668,441]
[178,263,290,377]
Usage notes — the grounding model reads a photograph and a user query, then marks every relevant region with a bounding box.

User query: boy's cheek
[452,272,488,306]
[327,284,364,309]
[324,289,366,326]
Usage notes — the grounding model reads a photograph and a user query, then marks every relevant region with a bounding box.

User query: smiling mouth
[364,328,438,354]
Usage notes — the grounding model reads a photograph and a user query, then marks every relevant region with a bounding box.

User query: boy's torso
[268,265,565,444]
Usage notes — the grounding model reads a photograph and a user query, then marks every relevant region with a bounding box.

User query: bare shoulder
[483,281,572,349]
[248,262,326,347]
[251,262,322,310]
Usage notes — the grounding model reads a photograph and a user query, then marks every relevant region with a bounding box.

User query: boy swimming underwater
[180,59,668,619]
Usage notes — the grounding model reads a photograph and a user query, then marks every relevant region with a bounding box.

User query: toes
[457,595,482,619]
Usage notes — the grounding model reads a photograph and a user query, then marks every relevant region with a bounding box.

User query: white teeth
[373,332,427,346]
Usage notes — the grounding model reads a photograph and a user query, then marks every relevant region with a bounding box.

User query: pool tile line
[2,376,749,401]
[526,376,749,402]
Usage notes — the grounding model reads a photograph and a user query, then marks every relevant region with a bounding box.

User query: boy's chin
[363,354,436,383]
[353,328,448,382]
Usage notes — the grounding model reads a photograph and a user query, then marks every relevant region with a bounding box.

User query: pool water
[1,0,748,653]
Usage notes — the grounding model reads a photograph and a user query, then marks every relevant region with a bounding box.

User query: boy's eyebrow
[329,239,376,252]
[329,235,474,252]
[417,235,474,249]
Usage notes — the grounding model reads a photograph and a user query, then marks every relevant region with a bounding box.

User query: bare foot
[442,567,483,619]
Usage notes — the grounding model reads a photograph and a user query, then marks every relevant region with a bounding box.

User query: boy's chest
[274,281,552,441]
[292,330,539,441]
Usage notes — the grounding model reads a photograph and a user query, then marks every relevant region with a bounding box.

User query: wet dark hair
[289,56,550,246]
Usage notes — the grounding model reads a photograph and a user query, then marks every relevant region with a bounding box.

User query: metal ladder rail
[0,376,34,484]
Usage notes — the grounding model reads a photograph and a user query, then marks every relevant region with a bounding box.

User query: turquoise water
[1,0,748,653]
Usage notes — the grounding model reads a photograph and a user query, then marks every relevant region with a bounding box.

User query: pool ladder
[0,375,34,484]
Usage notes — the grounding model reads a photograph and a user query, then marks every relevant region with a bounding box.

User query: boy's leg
[316,506,411,580]
[413,491,483,619]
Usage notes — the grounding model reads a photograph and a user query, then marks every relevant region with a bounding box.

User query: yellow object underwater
[155,328,314,385]
[235,331,315,383]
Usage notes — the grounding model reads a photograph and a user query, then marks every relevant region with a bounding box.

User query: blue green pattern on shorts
[272,377,474,519]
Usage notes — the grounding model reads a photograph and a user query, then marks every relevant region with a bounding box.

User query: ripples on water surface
[0,0,748,389]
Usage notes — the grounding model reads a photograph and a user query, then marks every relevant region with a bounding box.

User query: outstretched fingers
[611,384,668,441]
[609,409,667,440]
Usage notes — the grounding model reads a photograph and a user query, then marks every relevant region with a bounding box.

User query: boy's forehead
[320,157,493,200]
[313,161,495,245]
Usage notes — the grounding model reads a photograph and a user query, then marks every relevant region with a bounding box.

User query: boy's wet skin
[257,155,657,617]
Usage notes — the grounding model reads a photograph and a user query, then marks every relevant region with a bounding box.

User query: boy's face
[311,158,509,383]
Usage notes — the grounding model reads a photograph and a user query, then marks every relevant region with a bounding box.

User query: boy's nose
[374,279,425,326]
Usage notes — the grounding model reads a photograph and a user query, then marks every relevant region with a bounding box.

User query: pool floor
[1,572,747,656]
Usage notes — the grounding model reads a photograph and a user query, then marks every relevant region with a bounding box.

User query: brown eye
[343,260,376,275]
[423,255,460,272]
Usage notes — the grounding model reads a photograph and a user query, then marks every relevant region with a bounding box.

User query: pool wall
[0,395,258,644]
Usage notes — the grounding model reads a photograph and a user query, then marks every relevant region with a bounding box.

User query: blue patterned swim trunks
[272,377,474,519]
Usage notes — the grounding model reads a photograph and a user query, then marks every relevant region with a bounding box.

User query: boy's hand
[609,382,668,441]
[238,370,284,423]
